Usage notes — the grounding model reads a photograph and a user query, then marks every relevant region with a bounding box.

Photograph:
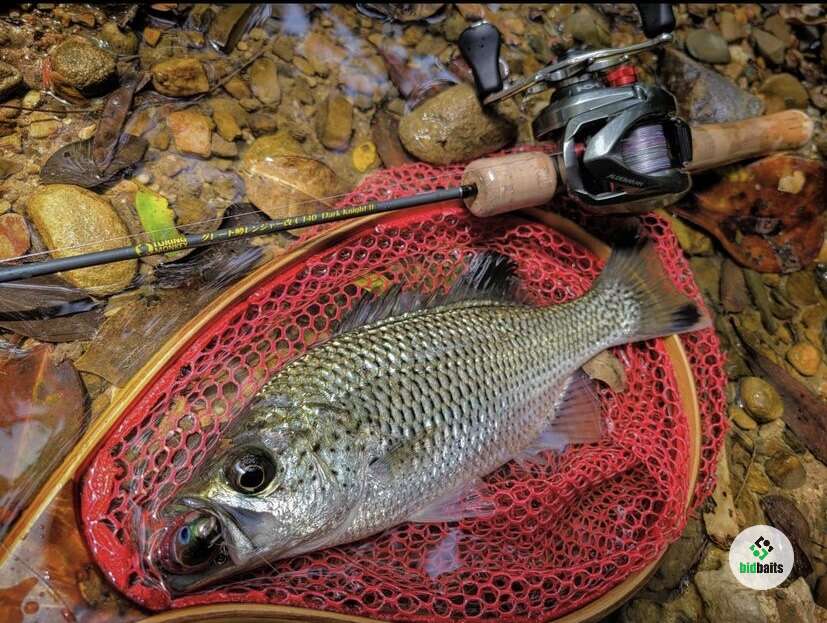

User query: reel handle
[686,110,814,172]
[462,111,814,217]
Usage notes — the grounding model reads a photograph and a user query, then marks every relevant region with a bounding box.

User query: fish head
[158,400,367,592]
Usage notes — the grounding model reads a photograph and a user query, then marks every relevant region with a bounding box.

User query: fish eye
[225,449,278,495]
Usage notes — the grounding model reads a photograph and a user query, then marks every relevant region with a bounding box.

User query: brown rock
[760,73,809,112]
[167,109,212,158]
[300,32,347,65]
[210,134,237,158]
[786,342,820,376]
[0,213,30,260]
[717,11,744,42]
[249,57,281,105]
[249,111,278,135]
[27,185,137,295]
[143,27,161,47]
[213,109,241,142]
[316,93,353,151]
[729,405,757,430]
[49,38,116,95]
[151,57,210,97]
[785,271,819,307]
[764,452,806,489]
[740,376,783,423]
[399,83,516,165]
[721,259,751,312]
[100,22,138,55]
[752,28,786,65]
[223,75,252,100]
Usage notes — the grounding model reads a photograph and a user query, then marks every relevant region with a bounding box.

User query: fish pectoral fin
[516,371,604,466]
[407,479,496,523]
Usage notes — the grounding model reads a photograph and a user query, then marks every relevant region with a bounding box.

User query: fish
[159,244,708,591]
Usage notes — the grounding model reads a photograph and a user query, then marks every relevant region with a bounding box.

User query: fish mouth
[160,496,259,593]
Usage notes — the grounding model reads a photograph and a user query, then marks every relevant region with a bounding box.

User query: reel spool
[460,4,692,213]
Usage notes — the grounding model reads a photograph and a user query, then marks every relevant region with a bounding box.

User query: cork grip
[687,110,813,172]
[462,152,558,217]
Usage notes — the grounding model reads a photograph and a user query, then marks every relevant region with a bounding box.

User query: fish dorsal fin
[408,478,496,523]
[515,370,604,467]
[336,251,519,336]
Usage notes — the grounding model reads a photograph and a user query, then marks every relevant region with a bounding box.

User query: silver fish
[160,245,707,591]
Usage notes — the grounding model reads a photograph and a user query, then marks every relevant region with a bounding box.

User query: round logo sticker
[729,525,794,590]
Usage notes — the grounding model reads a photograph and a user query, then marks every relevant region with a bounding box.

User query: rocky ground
[0,3,826,623]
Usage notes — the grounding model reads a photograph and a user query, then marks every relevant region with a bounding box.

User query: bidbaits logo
[729,525,793,589]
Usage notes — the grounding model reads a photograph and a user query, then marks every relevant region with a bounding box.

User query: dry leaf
[582,350,627,392]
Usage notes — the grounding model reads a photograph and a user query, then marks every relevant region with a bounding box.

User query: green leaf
[135,187,178,244]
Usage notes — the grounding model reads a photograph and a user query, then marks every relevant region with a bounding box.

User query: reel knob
[459,22,503,99]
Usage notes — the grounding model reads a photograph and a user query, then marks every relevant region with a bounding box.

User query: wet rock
[241,132,341,219]
[0,212,29,259]
[775,578,818,623]
[740,376,783,423]
[717,11,745,42]
[668,212,713,255]
[648,518,705,592]
[764,14,792,43]
[760,73,809,113]
[660,48,763,123]
[224,75,252,100]
[28,119,60,138]
[752,28,786,65]
[621,584,705,623]
[213,108,242,142]
[210,134,237,158]
[399,83,516,165]
[271,36,295,62]
[316,92,353,151]
[686,29,731,64]
[0,60,22,98]
[143,27,161,47]
[815,575,827,609]
[729,405,758,430]
[49,38,116,95]
[151,57,210,97]
[721,259,751,313]
[703,453,740,546]
[565,7,610,48]
[764,452,806,489]
[167,109,212,158]
[100,22,138,55]
[249,57,281,106]
[786,342,821,376]
[689,256,721,304]
[249,111,278,135]
[695,561,775,622]
[27,185,137,295]
[352,141,378,173]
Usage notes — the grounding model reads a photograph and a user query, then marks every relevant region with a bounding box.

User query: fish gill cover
[79,160,727,620]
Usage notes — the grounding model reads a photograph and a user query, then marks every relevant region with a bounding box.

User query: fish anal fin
[515,371,604,466]
[408,479,495,523]
[548,370,604,444]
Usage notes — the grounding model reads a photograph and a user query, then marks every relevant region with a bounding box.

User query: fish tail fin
[592,243,710,343]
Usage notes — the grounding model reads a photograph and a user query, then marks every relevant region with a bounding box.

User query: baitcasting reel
[459,4,693,212]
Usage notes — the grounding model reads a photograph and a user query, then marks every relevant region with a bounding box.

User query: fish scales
[161,246,706,591]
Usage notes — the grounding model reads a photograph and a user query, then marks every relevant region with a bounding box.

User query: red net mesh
[79,158,727,620]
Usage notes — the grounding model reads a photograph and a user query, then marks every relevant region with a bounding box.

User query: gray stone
[753,28,786,65]
[686,29,731,64]
[660,48,764,123]
[565,7,611,48]
[695,565,774,623]
[648,518,705,592]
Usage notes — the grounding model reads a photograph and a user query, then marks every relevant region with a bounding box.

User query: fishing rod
[0,4,813,285]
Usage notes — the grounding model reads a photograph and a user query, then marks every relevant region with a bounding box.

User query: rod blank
[0,186,476,284]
